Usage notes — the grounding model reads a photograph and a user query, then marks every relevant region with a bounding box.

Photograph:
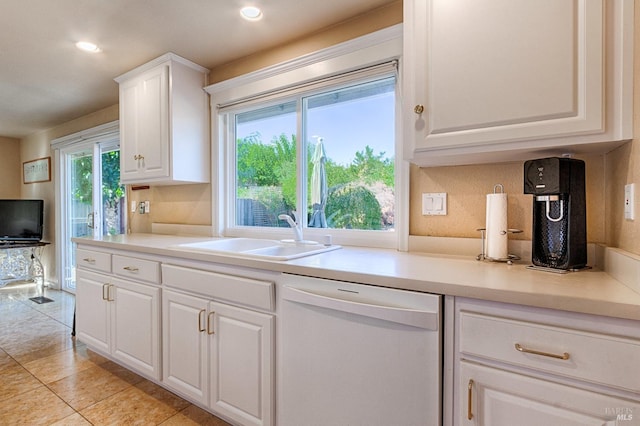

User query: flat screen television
[0,199,44,242]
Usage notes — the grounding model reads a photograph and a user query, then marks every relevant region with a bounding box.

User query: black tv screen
[0,199,44,242]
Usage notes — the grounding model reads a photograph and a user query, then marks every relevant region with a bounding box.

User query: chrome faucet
[278,211,303,242]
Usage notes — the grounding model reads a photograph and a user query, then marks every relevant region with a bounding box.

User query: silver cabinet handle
[123,266,139,272]
[102,283,114,302]
[515,343,570,360]
[198,309,206,332]
[83,258,96,264]
[207,311,215,335]
[467,379,474,420]
[102,283,109,301]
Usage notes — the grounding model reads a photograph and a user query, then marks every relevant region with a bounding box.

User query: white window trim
[205,24,408,250]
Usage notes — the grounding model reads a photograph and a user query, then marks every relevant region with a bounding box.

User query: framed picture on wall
[23,157,51,184]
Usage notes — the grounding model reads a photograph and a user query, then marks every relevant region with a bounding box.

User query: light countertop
[73,233,640,322]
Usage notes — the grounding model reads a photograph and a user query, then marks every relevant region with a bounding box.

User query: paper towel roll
[485,192,508,260]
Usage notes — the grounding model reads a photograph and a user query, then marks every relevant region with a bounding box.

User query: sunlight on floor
[0,282,230,425]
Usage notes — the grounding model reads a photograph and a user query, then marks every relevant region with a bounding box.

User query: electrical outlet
[625,183,635,220]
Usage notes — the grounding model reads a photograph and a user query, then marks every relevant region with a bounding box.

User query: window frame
[206,25,406,249]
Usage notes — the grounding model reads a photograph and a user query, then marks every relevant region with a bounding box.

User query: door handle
[207,311,215,335]
[102,283,109,301]
[198,309,206,332]
[87,212,95,229]
[467,379,474,420]
[102,283,114,302]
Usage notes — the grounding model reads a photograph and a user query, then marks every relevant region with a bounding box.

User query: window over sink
[207,26,405,249]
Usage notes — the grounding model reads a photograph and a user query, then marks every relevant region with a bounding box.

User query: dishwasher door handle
[281,285,439,330]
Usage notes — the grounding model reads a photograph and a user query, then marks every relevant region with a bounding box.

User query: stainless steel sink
[172,238,341,261]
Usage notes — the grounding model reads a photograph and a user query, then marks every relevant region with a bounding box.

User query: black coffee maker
[523,157,587,270]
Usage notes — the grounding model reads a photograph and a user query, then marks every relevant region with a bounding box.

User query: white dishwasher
[278,273,442,426]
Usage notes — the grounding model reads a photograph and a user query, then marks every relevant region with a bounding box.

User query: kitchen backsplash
[409,153,606,244]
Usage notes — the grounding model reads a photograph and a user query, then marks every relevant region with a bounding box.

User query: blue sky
[236,92,395,165]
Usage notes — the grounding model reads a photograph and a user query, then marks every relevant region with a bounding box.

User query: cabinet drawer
[459,311,640,393]
[112,255,160,284]
[77,248,111,273]
[162,264,274,311]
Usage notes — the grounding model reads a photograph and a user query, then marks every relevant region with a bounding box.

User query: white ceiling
[0,0,395,139]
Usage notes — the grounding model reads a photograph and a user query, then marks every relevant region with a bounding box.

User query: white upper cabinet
[403,0,634,166]
[115,53,210,184]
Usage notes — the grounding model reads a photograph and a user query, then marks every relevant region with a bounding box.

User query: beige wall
[128,184,212,234]
[0,137,21,198]
[209,1,403,84]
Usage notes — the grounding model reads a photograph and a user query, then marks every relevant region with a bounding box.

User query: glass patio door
[54,123,125,293]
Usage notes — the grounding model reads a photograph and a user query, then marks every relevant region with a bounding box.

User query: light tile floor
[0,283,231,425]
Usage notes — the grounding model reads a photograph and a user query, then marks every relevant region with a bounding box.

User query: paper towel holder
[477,183,522,264]
[476,228,522,264]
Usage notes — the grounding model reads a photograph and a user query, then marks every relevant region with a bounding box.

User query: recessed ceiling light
[75,41,101,53]
[240,6,262,21]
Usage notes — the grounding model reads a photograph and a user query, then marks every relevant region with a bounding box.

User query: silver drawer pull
[123,266,139,272]
[83,258,96,264]
[515,343,570,360]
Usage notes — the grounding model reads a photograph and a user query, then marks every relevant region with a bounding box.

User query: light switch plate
[422,193,447,216]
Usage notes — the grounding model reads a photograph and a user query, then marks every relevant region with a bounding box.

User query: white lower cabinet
[461,362,637,425]
[76,269,161,380]
[453,298,640,425]
[163,288,274,426]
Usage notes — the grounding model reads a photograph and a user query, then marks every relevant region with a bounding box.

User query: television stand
[0,242,49,289]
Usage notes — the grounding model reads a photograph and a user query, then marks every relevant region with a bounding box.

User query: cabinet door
[75,269,110,354]
[459,362,638,426]
[209,301,274,426]
[119,77,142,180]
[162,290,209,405]
[111,278,160,380]
[405,0,605,156]
[119,64,170,182]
